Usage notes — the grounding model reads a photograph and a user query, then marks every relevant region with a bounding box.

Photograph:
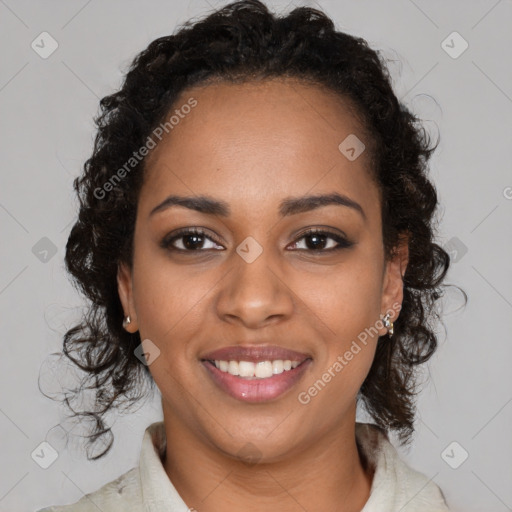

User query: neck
[162,404,374,512]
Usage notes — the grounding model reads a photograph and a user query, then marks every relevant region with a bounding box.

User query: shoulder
[35,467,143,512]
[36,421,171,512]
[355,423,451,512]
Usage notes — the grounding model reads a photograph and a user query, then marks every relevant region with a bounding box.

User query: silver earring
[122,315,131,328]
[382,313,394,337]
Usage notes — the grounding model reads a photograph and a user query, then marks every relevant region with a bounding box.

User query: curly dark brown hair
[44,0,466,460]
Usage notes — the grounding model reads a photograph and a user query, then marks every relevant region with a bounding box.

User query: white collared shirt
[37,421,451,511]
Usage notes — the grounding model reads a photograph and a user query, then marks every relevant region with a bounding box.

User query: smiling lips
[213,359,300,378]
[201,345,312,402]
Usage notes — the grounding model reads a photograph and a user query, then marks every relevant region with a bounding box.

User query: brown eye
[160,228,224,252]
[289,229,354,252]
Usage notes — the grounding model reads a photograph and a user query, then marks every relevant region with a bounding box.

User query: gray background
[1,0,511,511]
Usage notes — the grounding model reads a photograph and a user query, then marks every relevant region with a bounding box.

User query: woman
[38,0,462,510]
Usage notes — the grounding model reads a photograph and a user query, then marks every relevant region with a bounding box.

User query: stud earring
[122,315,131,328]
[382,313,394,337]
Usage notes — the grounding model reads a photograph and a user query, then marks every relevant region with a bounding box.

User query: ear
[378,232,409,336]
[117,261,139,333]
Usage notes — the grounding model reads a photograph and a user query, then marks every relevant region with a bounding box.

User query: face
[118,78,408,462]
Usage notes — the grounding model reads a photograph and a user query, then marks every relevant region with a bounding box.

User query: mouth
[205,358,305,378]
[199,345,313,402]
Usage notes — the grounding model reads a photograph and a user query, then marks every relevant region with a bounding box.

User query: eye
[160,228,224,252]
[288,228,354,252]
[160,227,354,254]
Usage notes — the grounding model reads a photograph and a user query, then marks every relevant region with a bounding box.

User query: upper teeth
[213,360,300,379]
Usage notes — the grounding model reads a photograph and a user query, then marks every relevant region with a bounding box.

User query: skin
[118,78,409,512]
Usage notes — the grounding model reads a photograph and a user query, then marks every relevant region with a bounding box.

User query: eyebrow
[149,192,366,221]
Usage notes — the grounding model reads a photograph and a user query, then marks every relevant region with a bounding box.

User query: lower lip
[201,359,312,403]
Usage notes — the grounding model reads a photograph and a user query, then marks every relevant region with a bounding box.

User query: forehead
[139,78,379,221]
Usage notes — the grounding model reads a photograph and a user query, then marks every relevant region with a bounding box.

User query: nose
[215,245,294,329]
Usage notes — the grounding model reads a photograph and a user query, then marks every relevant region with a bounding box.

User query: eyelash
[160,227,354,253]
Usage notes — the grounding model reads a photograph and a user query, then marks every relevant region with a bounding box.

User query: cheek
[131,248,221,359]
[299,256,384,335]
[295,250,383,391]
[131,248,188,342]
